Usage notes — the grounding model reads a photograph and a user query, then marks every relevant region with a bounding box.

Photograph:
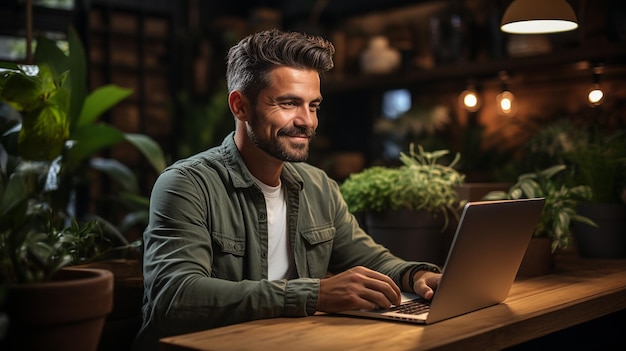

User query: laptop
[338,198,545,324]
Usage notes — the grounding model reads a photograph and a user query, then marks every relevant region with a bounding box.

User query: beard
[247,114,315,162]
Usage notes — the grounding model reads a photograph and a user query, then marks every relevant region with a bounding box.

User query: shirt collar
[219,132,304,191]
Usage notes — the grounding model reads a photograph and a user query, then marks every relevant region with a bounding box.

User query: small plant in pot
[566,129,626,258]
[0,168,115,350]
[339,144,465,265]
[483,164,595,277]
[0,191,116,346]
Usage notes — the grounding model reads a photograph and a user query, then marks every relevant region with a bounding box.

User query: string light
[458,82,481,112]
[587,65,605,107]
[496,91,515,116]
[496,71,516,117]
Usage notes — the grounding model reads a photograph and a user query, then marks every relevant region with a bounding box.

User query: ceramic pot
[365,209,448,265]
[4,267,114,351]
[360,36,401,75]
[573,203,626,258]
[516,237,554,278]
[79,259,144,351]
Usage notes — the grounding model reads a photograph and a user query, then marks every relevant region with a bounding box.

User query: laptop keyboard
[390,298,430,315]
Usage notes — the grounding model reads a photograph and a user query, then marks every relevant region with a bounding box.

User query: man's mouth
[279,128,315,140]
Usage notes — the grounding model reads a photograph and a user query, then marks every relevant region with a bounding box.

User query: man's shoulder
[166,133,235,172]
[160,148,226,182]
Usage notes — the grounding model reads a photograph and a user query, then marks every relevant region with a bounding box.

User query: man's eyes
[280,101,321,111]
[277,101,296,110]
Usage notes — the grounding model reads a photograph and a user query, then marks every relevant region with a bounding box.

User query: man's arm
[316,174,441,308]
[142,167,316,336]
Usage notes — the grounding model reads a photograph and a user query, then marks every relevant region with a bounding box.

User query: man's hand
[317,266,401,312]
[411,271,441,300]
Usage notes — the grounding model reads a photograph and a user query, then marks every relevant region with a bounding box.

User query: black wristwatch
[407,264,441,293]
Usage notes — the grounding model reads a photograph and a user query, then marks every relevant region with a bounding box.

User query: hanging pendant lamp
[500,0,578,34]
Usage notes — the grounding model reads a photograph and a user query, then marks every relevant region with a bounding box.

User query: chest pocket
[213,232,246,256]
[300,226,335,278]
[211,231,246,280]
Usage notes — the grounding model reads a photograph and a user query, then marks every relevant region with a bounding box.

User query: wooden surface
[159,254,626,351]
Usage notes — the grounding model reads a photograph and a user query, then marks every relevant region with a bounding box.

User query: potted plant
[0,202,114,350]
[0,27,166,350]
[566,129,626,258]
[483,165,596,277]
[339,144,465,265]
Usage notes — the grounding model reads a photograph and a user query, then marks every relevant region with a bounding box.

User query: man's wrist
[407,264,441,293]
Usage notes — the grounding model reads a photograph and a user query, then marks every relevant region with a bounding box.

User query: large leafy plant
[516,118,625,205]
[566,129,626,204]
[0,27,166,283]
[484,165,596,252]
[339,144,465,230]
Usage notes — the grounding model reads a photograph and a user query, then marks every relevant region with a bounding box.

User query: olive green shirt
[133,133,435,350]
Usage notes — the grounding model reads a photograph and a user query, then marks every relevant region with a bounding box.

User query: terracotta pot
[4,267,113,351]
[365,209,449,265]
[516,237,554,278]
[79,259,144,351]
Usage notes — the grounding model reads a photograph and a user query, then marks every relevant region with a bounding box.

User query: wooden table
[159,254,626,351]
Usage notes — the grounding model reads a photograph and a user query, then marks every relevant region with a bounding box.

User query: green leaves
[0,168,35,220]
[90,158,139,193]
[0,70,42,112]
[66,26,87,130]
[33,33,70,77]
[484,164,595,252]
[19,101,69,161]
[124,133,167,173]
[1,217,107,283]
[0,26,167,284]
[78,84,132,127]
[340,166,401,213]
[566,130,626,203]
[64,124,125,172]
[340,145,465,230]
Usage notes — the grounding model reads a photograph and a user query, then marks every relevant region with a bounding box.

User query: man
[133,29,441,351]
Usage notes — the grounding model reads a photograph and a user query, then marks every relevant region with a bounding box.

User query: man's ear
[229,91,249,122]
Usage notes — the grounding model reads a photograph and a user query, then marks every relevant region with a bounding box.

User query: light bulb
[458,88,481,112]
[587,65,605,107]
[587,85,605,106]
[500,0,578,34]
[496,91,516,117]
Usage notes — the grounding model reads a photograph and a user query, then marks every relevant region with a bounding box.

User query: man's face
[246,67,322,162]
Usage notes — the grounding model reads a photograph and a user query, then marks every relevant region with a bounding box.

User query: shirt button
[261,252,267,258]
[259,214,266,220]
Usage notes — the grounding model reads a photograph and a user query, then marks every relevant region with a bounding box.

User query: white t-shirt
[252,177,296,280]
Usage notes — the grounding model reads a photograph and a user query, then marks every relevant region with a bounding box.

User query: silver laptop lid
[426,198,545,323]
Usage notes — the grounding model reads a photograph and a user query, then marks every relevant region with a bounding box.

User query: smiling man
[132,29,442,351]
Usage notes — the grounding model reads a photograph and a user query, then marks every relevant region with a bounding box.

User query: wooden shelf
[323,43,626,94]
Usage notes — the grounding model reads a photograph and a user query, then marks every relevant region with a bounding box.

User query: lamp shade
[501,0,578,34]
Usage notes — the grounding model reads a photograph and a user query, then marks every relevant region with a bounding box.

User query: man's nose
[295,105,317,128]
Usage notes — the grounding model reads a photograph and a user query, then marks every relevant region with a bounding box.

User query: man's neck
[234,131,283,187]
